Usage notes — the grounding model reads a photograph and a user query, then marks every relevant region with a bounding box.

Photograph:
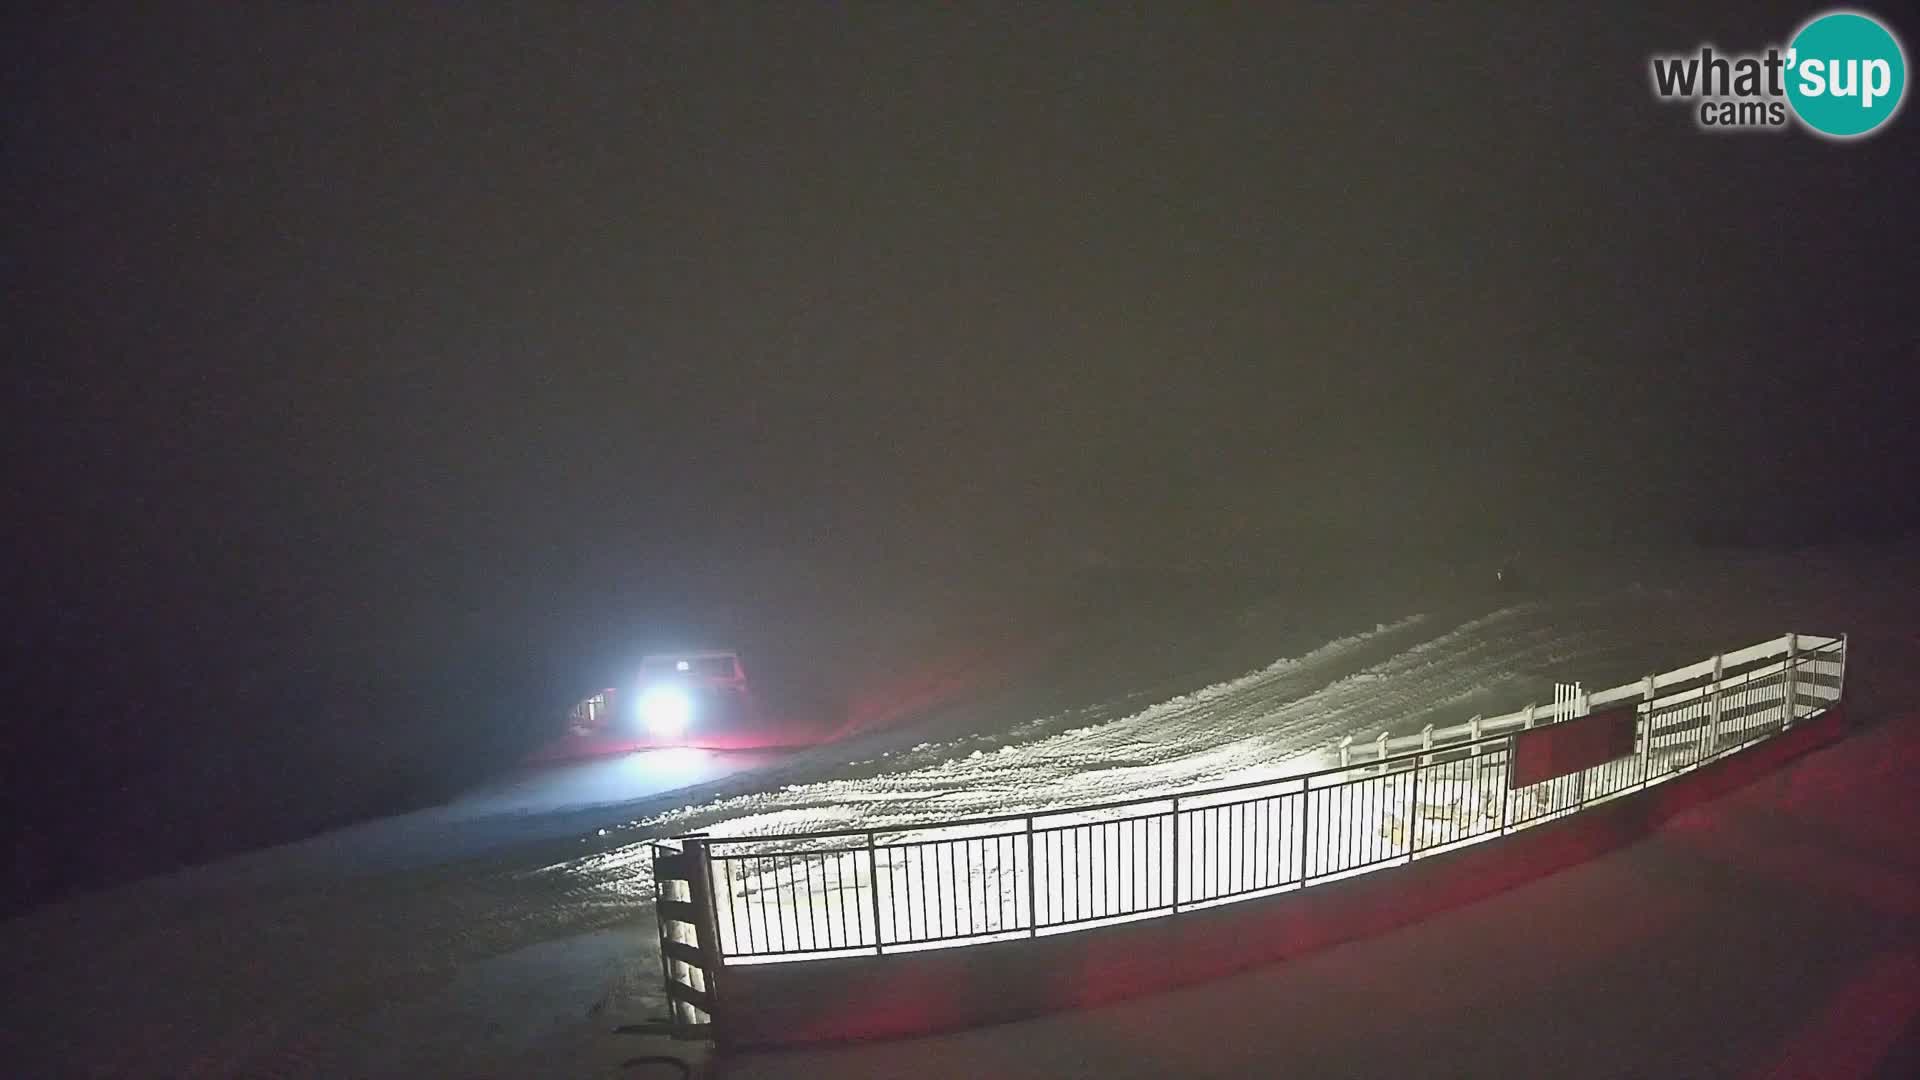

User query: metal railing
[684,633,1844,963]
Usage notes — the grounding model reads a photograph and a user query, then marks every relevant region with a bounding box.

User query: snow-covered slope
[3,548,1914,1076]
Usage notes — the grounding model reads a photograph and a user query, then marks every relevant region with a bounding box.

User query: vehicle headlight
[637,685,693,736]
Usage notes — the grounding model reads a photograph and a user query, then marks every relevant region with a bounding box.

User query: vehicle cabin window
[641,656,737,679]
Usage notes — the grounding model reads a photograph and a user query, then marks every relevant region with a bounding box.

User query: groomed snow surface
[696,648,1832,967]
[2,549,1914,1076]
[725,659,1920,1080]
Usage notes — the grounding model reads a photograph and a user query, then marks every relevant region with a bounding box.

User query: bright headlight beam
[638,685,693,737]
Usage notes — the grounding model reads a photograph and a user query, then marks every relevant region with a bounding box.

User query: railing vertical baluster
[1297,783,1309,883]
[1407,754,1421,862]
[1639,676,1655,787]
[1171,797,1182,913]
[866,832,883,954]
[1708,653,1724,752]
[1205,806,1213,900]
[837,852,852,947]
[919,841,931,941]
[1235,802,1244,897]
[752,855,768,954]
[776,855,791,953]
[1782,633,1798,729]
[1066,827,1077,921]
[1499,736,1512,834]
[714,854,734,955]
[946,840,959,937]
[1024,817,1037,935]
[941,841,953,938]
[802,851,818,951]
[1127,818,1136,913]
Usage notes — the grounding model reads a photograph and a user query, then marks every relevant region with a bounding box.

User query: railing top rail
[690,632,1840,850]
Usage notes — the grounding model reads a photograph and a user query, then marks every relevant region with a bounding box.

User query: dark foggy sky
[8,3,1918,692]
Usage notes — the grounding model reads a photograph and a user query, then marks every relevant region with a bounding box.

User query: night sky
[5,5,1916,904]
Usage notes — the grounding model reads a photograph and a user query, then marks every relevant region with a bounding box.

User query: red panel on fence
[718,704,1848,1049]
[1510,705,1639,788]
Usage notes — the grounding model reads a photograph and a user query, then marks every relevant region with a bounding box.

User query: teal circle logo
[1786,11,1907,138]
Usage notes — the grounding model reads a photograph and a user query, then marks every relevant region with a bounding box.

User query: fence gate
[651,837,722,1039]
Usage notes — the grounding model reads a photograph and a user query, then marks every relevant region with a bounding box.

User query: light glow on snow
[700,639,1842,962]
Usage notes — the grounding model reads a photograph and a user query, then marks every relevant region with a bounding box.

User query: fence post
[864,832,886,953]
[655,836,724,1039]
[1498,735,1512,834]
[1407,748,1422,862]
[1297,782,1310,882]
[1639,675,1656,784]
[1374,730,1389,767]
[1708,654,1724,752]
[1023,819,1037,935]
[1339,734,1353,768]
[1782,633,1798,729]
[1169,798,1181,913]
[1522,702,1536,728]
[1839,632,1849,703]
[1468,714,1483,785]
